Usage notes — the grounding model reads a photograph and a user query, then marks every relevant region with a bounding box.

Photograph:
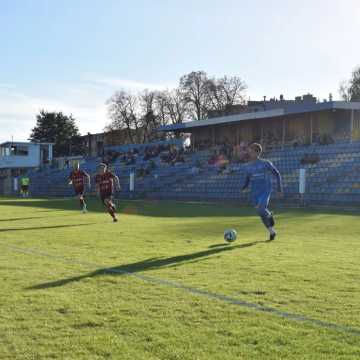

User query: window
[11,146,29,156]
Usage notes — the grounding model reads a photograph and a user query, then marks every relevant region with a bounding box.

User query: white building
[0,141,53,195]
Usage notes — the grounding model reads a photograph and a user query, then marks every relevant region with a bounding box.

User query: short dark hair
[249,143,262,154]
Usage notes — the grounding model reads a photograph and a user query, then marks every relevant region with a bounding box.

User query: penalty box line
[3,242,360,338]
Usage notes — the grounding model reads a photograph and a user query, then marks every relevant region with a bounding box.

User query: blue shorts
[251,191,271,208]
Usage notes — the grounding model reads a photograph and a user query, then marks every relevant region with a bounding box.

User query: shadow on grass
[1,197,354,219]
[0,197,257,218]
[28,241,266,290]
[0,216,51,222]
[0,223,95,233]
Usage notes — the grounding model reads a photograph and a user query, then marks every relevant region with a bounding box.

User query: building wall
[353,110,360,141]
[189,110,354,149]
[0,144,41,169]
[192,127,212,148]
[214,124,237,145]
[238,123,255,142]
[83,130,144,157]
[0,169,12,195]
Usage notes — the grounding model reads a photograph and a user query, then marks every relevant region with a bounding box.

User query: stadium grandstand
[3,96,360,207]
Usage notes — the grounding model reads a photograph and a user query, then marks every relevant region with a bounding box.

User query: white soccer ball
[224,229,237,243]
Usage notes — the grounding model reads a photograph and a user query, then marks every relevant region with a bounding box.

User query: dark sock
[107,203,116,218]
[269,214,275,227]
[257,207,272,228]
[79,198,85,209]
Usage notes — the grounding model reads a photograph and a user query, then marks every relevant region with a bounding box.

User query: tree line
[105,71,247,144]
[29,67,360,157]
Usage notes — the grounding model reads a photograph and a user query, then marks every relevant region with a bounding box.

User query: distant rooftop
[0,141,54,147]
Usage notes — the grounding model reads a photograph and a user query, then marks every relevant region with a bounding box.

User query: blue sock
[256,207,272,228]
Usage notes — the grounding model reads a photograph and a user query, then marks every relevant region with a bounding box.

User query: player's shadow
[0,198,257,218]
[0,223,94,233]
[0,213,83,223]
[0,216,59,222]
[209,240,269,248]
[28,241,264,290]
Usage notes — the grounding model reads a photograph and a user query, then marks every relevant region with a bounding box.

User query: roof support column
[212,127,215,147]
[282,118,286,149]
[350,109,354,143]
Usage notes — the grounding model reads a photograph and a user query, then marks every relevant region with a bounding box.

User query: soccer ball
[224,229,237,242]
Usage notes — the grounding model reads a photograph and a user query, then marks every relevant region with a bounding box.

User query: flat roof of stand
[158,101,360,132]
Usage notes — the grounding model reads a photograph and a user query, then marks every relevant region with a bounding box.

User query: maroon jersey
[95,171,116,194]
[69,170,87,190]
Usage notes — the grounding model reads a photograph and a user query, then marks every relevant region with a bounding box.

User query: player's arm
[68,173,73,185]
[113,174,121,191]
[83,171,91,188]
[241,173,250,191]
[267,161,283,193]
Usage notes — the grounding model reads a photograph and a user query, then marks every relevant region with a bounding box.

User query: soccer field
[0,197,359,359]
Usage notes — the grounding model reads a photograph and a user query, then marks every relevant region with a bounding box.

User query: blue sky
[1,0,359,142]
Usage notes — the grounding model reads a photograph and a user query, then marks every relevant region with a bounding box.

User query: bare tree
[207,76,247,114]
[106,90,142,143]
[139,89,159,142]
[106,71,248,143]
[180,71,211,120]
[154,90,169,127]
[339,80,351,101]
[155,89,188,125]
[339,66,360,101]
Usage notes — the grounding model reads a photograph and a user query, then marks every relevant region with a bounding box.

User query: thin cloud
[88,76,173,91]
[0,75,176,143]
[0,86,108,143]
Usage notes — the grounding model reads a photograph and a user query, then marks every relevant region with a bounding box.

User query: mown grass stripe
[3,242,360,338]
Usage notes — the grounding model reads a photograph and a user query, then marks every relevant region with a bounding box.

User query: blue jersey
[242,158,282,195]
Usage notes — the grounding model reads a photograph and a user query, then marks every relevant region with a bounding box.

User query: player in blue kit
[242,143,283,241]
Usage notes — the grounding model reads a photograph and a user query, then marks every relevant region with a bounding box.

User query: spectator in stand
[219,139,233,159]
[146,159,156,171]
[233,141,250,163]
[143,147,151,161]
[313,133,321,145]
[173,152,185,165]
[208,151,218,165]
[292,135,305,148]
[125,153,136,165]
[321,133,334,145]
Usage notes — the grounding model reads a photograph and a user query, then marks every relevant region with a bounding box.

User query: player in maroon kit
[95,163,121,222]
[68,163,91,213]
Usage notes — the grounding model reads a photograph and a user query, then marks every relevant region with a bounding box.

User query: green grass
[0,197,359,359]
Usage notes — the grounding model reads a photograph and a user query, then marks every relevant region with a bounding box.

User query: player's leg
[75,187,86,212]
[104,197,118,222]
[263,194,276,237]
[254,193,276,240]
[79,193,87,212]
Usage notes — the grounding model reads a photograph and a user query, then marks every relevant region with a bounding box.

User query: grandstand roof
[158,101,360,132]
